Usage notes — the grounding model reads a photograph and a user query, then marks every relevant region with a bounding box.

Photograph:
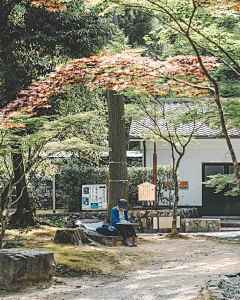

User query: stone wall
[38,209,221,233]
[128,208,198,232]
[182,218,221,233]
[37,207,199,233]
[37,211,107,228]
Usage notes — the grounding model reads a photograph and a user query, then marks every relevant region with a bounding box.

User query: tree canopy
[1,50,219,121]
[0,0,111,108]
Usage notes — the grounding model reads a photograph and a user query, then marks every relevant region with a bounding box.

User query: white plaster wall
[141,139,240,206]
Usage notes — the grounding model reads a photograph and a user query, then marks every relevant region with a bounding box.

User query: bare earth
[1,234,240,300]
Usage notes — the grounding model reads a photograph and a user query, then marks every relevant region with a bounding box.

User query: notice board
[82,184,107,210]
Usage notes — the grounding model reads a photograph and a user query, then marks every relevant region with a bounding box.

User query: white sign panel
[82,184,107,210]
[153,216,181,230]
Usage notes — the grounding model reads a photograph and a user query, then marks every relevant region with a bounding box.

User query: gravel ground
[1,234,240,300]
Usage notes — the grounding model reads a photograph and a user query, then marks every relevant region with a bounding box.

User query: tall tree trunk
[0,210,5,249]
[9,151,35,227]
[186,34,240,193]
[214,95,240,192]
[107,90,128,222]
[171,169,179,235]
[1,182,11,210]
[170,145,185,236]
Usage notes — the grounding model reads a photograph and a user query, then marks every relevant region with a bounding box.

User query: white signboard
[153,216,181,230]
[82,184,107,210]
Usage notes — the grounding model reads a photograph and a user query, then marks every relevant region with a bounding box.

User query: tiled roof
[129,103,240,139]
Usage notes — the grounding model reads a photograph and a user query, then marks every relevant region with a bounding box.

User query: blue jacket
[110,206,129,227]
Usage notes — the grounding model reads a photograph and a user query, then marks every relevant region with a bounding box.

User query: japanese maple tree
[0,0,111,227]
[86,0,240,194]
[2,50,219,118]
[0,50,219,223]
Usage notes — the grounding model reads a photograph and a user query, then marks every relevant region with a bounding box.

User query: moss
[166,232,189,239]
[4,225,146,277]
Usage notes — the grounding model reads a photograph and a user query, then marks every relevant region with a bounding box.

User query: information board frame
[82,184,107,210]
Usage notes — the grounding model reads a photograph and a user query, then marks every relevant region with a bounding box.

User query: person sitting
[110,199,137,247]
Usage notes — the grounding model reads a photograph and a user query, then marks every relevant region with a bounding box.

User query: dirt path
[1,235,240,300]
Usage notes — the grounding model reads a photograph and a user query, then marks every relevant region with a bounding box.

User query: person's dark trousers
[115,224,137,239]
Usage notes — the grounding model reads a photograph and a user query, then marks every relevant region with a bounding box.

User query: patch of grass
[3,238,26,249]
[166,232,189,239]
[38,217,66,228]
[4,226,146,277]
[43,244,144,276]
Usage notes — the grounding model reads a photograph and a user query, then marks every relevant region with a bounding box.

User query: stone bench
[83,228,124,247]
[0,248,56,290]
[53,227,140,247]
[83,228,139,247]
[182,218,221,233]
[53,227,124,247]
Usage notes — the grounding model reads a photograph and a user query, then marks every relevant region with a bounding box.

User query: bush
[57,162,108,211]
[128,165,175,207]
[57,162,174,211]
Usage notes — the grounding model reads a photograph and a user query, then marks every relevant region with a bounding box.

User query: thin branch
[194,40,240,76]
[187,0,197,34]
[119,0,240,72]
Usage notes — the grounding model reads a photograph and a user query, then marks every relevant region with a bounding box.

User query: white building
[130,103,240,216]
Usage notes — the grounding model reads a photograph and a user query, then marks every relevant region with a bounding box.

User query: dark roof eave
[129,135,240,141]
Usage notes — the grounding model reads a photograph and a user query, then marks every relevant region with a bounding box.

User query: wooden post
[52,174,56,213]
[145,201,148,233]
[153,142,157,209]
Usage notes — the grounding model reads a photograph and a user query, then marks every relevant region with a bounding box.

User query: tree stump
[53,228,88,246]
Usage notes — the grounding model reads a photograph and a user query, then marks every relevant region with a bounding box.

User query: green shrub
[57,162,108,211]
[56,162,174,211]
[3,236,25,249]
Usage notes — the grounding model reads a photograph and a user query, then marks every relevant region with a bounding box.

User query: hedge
[56,162,175,211]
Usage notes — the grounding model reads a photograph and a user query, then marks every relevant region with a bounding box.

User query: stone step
[221,221,240,227]
[221,227,240,232]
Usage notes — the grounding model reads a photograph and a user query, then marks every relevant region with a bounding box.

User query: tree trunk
[214,95,240,192]
[107,90,128,222]
[0,210,5,249]
[9,151,35,227]
[171,169,179,235]
[1,182,11,211]
[169,144,185,236]
[186,33,240,194]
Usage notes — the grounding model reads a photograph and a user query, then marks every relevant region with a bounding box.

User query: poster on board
[82,184,107,210]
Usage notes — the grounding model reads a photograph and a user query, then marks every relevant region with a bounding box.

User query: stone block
[183,218,221,232]
[210,292,225,299]
[0,248,56,290]
[200,219,207,229]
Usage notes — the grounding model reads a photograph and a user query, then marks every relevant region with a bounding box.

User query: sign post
[138,182,156,232]
[51,162,62,213]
